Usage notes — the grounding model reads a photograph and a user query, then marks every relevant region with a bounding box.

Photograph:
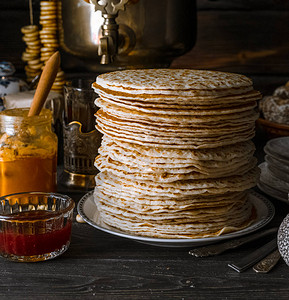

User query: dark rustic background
[1,2,289,298]
[1,0,289,95]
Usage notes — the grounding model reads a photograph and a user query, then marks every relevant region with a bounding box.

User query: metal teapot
[59,0,197,71]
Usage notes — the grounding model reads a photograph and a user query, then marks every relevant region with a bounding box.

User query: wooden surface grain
[0,192,288,300]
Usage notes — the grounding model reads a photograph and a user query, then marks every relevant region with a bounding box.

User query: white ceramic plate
[77,190,275,248]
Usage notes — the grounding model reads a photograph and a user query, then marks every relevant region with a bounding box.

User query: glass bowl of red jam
[0,192,75,262]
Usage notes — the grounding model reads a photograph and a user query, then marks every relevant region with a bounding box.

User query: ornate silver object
[61,121,102,190]
[278,213,289,267]
[189,227,278,257]
[60,79,101,190]
[59,0,197,70]
[63,121,101,175]
[90,0,129,64]
[228,238,277,273]
[91,0,129,15]
[253,249,281,273]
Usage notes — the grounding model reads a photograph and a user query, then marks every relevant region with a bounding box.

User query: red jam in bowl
[0,192,74,262]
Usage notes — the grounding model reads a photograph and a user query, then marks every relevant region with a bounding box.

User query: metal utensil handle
[253,249,281,273]
[228,238,277,273]
[189,227,278,257]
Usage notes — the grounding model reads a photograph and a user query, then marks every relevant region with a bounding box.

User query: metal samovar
[58,0,197,71]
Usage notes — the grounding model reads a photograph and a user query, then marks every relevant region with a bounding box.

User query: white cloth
[3,90,63,125]
[3,90,62,109]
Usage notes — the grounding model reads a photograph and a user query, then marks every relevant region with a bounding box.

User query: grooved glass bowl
[0,192,75,262]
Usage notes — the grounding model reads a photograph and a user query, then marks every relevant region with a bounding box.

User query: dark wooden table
[0,64,288,298]
[0,77,288,299]
[0,185,289,300]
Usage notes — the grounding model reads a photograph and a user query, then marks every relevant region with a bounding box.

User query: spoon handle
[28,51,60,117]
[189,227,278,257]
[253,249,281,273]
[228,238,277,273]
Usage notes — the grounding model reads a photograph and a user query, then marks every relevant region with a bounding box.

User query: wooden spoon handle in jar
[28,51,60,117]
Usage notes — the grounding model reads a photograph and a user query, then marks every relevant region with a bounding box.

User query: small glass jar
[0,192,74,262]
[0,108,57,196]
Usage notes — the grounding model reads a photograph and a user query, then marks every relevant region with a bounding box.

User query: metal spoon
[228,238,277,273]
[253,249,281,273]
[189,227,278,257]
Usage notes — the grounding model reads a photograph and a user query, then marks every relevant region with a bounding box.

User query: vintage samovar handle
[90,0,129,64]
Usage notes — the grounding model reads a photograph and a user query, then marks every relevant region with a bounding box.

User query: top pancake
[95,69,253,96]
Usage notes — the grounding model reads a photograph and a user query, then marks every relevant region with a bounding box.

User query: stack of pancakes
[92,69,261,238]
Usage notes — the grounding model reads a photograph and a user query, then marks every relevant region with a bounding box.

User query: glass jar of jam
[0,108,57,196]
[0,192,74,262]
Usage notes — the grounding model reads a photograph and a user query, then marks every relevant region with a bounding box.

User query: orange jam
[0,155,57,196]
[0,108,58,196]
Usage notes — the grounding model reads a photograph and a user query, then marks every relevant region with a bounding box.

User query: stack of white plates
[258,137,289,203]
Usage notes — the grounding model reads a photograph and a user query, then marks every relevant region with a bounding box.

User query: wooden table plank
[0,190,288,299]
